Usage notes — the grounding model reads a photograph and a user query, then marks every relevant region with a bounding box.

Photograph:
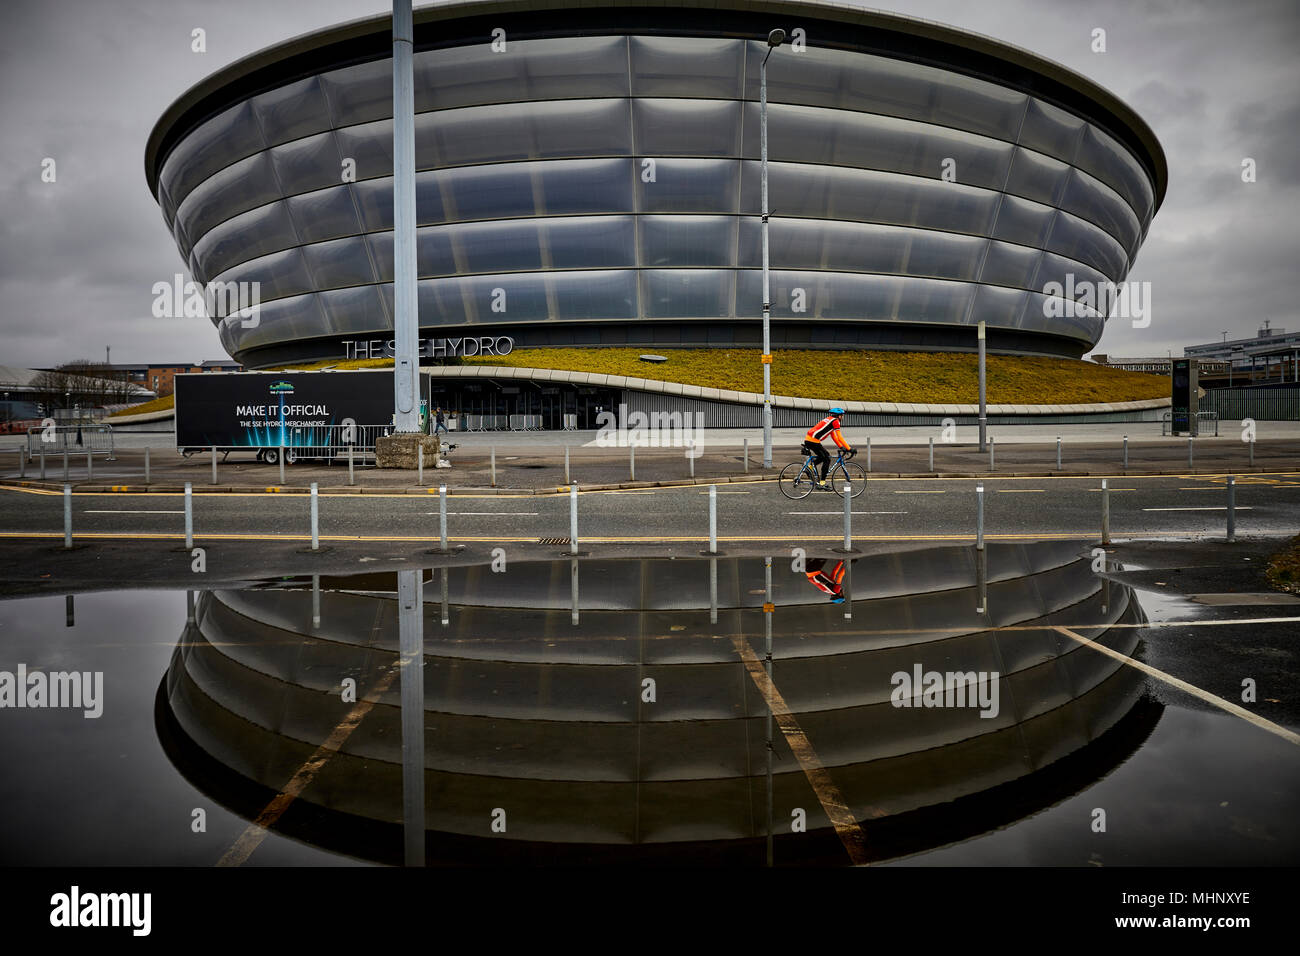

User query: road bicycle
[779,447,866,500]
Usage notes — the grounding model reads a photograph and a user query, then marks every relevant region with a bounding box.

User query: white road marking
[1054,626,1300,747]
[788,511,908,515]
[84,509,184,514]
[422,511,538,516]
[1142,506,1254,512]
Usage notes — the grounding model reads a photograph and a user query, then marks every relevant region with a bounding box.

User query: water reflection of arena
[159,541,1159,864]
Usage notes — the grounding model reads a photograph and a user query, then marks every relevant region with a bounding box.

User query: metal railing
[26,424,115,459]
[1160,411,1219,436]
[265,423,391,458]
[1202,385,1300,421]
[462,414,510,431]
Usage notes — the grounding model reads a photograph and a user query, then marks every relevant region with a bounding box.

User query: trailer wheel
[263,447,296,466]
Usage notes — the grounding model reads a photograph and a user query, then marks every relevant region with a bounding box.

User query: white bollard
[184,482,193,549]
[842,480,853,551]
[1226,476,1236,542]
[569,483,578,550]
[976,483,984,551]
[439,484,448,551]
[1101,478,1110,546]
[211,445,218,485]
[310,482,319,550]
[709,484,717,553]
[63,484,72,549]
[144,446,150,485]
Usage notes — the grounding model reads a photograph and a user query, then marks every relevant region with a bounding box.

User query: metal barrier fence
[1202,386,1300,421]
[182,423,392,461]
[462,414,510,431]
[508,414,544,431]
[1160,411,1220,436]
[26,424,115,459]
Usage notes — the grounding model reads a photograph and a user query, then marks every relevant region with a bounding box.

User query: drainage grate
[538,536,571,546]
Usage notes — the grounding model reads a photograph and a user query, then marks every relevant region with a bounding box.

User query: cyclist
[803,406,853,489]
[804,557,847,604]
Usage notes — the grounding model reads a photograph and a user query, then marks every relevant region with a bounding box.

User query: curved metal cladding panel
[149,6,1163,366]
[161,542,1155,861]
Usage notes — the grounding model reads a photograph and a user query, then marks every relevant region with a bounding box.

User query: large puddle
[2,540,1297,866]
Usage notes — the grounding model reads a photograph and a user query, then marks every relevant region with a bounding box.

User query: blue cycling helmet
[829,406,846,416]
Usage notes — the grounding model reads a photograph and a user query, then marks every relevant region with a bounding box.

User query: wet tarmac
[1,540,1297,866]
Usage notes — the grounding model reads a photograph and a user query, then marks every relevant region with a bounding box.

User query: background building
[146,0,1166,373]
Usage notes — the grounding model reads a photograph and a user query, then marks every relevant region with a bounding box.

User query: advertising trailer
[174,369,428,464]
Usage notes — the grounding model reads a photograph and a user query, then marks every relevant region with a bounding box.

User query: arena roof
[145,0,1167,208]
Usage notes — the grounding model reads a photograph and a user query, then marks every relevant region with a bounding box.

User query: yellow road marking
[996,489,1044,493]
[730,636,871,865]
[1052,626,1300,746]
[217,663,399,866]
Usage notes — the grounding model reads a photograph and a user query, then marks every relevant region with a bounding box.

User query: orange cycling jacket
[805,559,846,597]
[806,415,849,449]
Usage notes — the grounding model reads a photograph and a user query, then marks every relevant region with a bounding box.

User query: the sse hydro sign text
[343,336,514,360]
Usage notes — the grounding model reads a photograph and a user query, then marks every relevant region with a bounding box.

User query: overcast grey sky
[1,0,1296,368]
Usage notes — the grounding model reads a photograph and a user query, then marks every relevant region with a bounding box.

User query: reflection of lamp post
[760,27,785,470]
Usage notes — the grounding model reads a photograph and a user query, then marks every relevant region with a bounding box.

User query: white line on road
[1142,506,1255,512]
[84,509,184,514]
[788,511,908,515]
[422,512,538,516]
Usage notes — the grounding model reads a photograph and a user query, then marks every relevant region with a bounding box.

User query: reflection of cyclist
[805,558,846,604]
[803,407,853,489]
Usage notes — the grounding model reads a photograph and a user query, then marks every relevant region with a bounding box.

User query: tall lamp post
[390,0,420,434]
[760,28,785,469]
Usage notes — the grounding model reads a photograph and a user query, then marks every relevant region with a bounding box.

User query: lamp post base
[376,433,440,469]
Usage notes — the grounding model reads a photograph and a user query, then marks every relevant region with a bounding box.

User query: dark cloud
[0,0,1296,367]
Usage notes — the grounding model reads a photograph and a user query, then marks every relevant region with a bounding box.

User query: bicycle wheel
[779,462,816,500]
[831,460,867,498]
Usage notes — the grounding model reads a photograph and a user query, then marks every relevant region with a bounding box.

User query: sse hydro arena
[145,0,1166,422]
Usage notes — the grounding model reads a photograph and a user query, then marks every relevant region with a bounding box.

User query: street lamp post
[390,0,420,434]
[760,28,785,470]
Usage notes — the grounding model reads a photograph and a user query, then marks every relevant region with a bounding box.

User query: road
[3,473,1297,545]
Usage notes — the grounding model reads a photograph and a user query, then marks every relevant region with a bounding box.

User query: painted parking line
[219,609,397,866]
[730,635,871,865]
[1053,625,1300,747]
[84,509,184,514]
[422,512,539,517]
